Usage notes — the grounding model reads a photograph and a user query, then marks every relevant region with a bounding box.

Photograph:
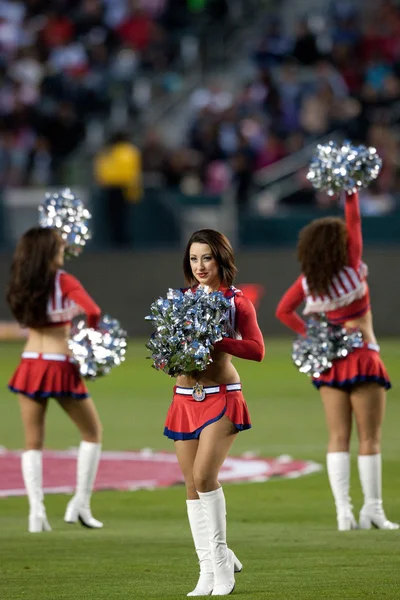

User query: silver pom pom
[38,188,92,257]
[145,286,232,377]
[292,315,363,378]
[69,315,127,379]
[307,140,382,196]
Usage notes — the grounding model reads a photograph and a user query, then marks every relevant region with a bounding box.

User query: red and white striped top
[276,192,371,336]
[302,262,368,314]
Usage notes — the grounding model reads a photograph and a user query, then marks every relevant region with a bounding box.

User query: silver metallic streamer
[38,188,92,257]
[292,315,363,378]
[145,286,232,377]
[307,140,382,196]
[69,315,127,380]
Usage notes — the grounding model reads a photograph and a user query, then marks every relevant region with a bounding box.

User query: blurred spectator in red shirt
[116,2,154,52]
[40,8,75,49]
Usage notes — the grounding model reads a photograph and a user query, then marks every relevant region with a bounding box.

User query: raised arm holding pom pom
[276,149,398,532]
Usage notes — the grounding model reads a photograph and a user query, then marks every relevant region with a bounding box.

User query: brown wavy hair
[183,229,237,287]
[7,227,63,327]
[297,217,348,296]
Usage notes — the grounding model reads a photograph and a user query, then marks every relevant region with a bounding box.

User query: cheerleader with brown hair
[7,227,103,532]
[276,191,398,531]
[162,229,264,596]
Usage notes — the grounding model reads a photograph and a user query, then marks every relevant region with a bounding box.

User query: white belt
[22,352,72,362]
[367,343,380,352]
[352,342,380,352]
[176,383,241,396]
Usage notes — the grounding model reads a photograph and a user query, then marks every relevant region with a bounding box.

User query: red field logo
[0,448,322,497]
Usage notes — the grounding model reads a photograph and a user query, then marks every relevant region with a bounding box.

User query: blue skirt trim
[312,375,392,391]
[163,407,252,440]
[8,385,89,400]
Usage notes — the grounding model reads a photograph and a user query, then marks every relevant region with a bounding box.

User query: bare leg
[193,416,237,493]
[56,396,102,443]
[351,382,385,456]
[175,439,199,500]
[18,394,48,450]
[320,386,352,453]
[351,383,398,529]
[57,397,103,528]
[18,395,51,532]
[319,387,356,530]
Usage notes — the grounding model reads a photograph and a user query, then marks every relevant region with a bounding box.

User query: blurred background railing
[1,185,400,252]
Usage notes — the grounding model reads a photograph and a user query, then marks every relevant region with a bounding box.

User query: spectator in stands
[275,59,304,134]
[291,20,320,66]
[252,18,292,68]
[74,0,115,46]
[141,128,169,186]
[230,131,256,213]
[163,147,203,192]
[94,131,142,248]
[39,7,75,50]
[189,77,234,117]
[116,1,154,53]
[254,131,287,172]
[331,43,363,94]
[25,136,52,186]
[37,101,86,184]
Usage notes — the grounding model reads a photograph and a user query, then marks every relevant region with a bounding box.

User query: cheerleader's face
[190,242,220,290]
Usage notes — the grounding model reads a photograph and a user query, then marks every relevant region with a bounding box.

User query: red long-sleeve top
[214,290,265,361]
[47,270,101,328]
[275,191,370,335]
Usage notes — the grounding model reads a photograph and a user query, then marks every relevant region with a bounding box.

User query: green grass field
[1,340,400,600]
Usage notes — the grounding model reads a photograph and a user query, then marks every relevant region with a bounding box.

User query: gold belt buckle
[192,383,206,402]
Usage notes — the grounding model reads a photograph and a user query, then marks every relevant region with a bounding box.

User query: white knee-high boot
[186,499,214,597]
[358,454,399,530]
[198,487,235,596]
[21,450,52,533]
[64,441,103,528]
[326,452,357,530]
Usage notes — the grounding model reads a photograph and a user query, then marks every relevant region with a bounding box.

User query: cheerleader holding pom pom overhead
[276,183,398,531]
[7,227,104,533]
[146,229,265,596]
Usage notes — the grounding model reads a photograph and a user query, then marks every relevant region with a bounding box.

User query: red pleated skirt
[8,353,88,401]
[312,345,391,390]
[164,383,251,440]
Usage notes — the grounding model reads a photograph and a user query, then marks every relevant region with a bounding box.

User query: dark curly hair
[297,217,348,296]
[183,229,237,287]
[7,227,63,328]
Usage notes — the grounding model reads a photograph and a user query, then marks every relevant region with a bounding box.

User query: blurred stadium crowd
[1,0,400,215]
[0,0,231,186]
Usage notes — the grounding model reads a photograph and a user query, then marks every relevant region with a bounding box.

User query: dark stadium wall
[0,249,398,336]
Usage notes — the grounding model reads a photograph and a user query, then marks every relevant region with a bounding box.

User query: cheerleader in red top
[164,229,264,597]
[276,191,398,532]
[7,227,104,533]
